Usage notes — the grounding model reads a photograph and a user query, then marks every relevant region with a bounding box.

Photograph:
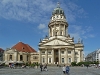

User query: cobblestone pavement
[0,66,100,75]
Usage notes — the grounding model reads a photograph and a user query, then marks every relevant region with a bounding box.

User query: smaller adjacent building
[85,49,100,63]
[0,48,4,61]
[4,42,39,65]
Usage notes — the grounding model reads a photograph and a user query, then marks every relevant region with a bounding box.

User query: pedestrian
[40,63,43,72]
[86,64,89,69]
[66,65,70,75]
[44,64,48,71]
[62,65,66,74]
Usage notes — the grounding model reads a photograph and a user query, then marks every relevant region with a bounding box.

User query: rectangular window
[48,52,51,54]
[61,51,64,54]
[27,55,28,61]
[62,58,64,63]
[20,55,23,61]
[43,58,45,63]
[68,58,71,63]
[9,55,12,60]
[49,58,51,63]
[75,52,78,55]
[75,58,77,62]
[42,51,45,54]
[68,51,71,54]
[33,56,38,59]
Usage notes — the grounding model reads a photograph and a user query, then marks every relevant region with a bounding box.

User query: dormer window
[22,47,24,50]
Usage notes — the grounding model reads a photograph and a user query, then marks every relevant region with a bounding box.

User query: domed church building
[39,3,84,65]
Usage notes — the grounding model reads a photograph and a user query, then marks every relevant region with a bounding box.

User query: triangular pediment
[41,38,72,46]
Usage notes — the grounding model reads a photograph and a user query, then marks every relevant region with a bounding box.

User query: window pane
[20,55,23,61]
[9,55,12,60]
[62,58,64,63]
[68,51,71,54]
[49,58,51,63]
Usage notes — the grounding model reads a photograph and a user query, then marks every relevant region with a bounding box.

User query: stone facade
[38,4,84,65]
[4,42,39,65]
[85,49,100,63]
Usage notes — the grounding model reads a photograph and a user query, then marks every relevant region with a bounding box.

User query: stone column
[64,25,66,36]
[66,27,68,36]
[65,48,68,64]
[46,49,48,64]
[59,49,61,64]
[39,50,41,63]
[80,50,83,62]
[52,49,54,64]
[14,51,18,62]
[5,52,8,61]
[72,50,75,62]
[59,24,61,35]
[49,27,50,37]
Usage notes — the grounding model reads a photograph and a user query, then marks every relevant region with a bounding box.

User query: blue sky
[0,0,100,56]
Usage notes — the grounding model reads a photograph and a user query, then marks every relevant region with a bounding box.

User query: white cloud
[38,24,46,29]
[62,2,87,22]
[0,0,55,23]
[69,25,95,41]
[0,0,87,24]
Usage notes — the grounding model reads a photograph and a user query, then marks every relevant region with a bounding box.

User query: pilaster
[39,50,41,63]
[46,49,48,64]
[65,48,68,64]
[52,49,54,64]
[72,50,75,62]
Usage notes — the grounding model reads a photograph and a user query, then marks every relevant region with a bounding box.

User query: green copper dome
[52,5,64,15]
[52,7,64,15]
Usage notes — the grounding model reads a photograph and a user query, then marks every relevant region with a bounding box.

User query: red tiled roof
[11,42,36,53]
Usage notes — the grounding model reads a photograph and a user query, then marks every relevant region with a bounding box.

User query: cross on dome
[57,2,60,8]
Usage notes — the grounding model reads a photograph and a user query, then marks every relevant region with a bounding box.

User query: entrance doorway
[54,50,59,64]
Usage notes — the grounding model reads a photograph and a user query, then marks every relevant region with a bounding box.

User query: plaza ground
[0,66,100,75]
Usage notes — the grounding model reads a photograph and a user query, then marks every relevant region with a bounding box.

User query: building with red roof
[11,42,36,53]
[4,42,39,65]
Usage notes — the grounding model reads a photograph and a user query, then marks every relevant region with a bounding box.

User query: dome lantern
[52,2,65,16]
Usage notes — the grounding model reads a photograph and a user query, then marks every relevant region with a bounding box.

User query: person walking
[62,65,66,74]
[66,65,70,75]
[40,63,43,72]
[44,64,48,71]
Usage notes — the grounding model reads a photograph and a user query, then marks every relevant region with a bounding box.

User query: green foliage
[71,62,77,66]
[30,62,39,67]
[25,62,30,66]
[77,62,84,66]
[71,61,99,66]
